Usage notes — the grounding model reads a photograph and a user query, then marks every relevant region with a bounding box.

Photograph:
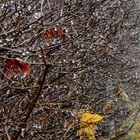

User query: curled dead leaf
[3,58,30,81]
[44,26,68,46]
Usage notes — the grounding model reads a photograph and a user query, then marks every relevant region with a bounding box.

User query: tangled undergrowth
[0,0,140,140]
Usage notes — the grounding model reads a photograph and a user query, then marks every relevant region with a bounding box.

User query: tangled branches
[0,0,140,140]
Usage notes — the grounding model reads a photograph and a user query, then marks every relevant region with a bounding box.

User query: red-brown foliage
[3,58,30,81]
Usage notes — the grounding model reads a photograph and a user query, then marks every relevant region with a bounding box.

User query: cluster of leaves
[77,112,104,140]
[0,0,140,140]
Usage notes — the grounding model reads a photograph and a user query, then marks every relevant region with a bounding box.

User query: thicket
[0,0,140,140]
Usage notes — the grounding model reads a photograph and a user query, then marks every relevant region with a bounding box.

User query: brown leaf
[3,58,30,81]
[44,26,68,46]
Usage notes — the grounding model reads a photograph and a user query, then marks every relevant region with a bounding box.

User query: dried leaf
[117,87,131,102]
[102,100,114,113]
[77,124,96,140]
[77,112,104,140]
[3,58,30,81]
[80,112,104,123]
[44,26,68,46]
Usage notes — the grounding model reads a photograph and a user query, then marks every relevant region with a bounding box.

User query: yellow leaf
[77,124,96,140]
[80,112,104,123]
[77,112,104,140]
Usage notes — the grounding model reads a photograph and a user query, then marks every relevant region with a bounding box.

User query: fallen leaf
[117,87,131,102]
[77,112,104,140]
[44,26,68,46]
[3,58,30,81]
[102,100,114,113]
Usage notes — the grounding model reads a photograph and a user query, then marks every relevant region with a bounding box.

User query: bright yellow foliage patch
[77,112,104,140]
